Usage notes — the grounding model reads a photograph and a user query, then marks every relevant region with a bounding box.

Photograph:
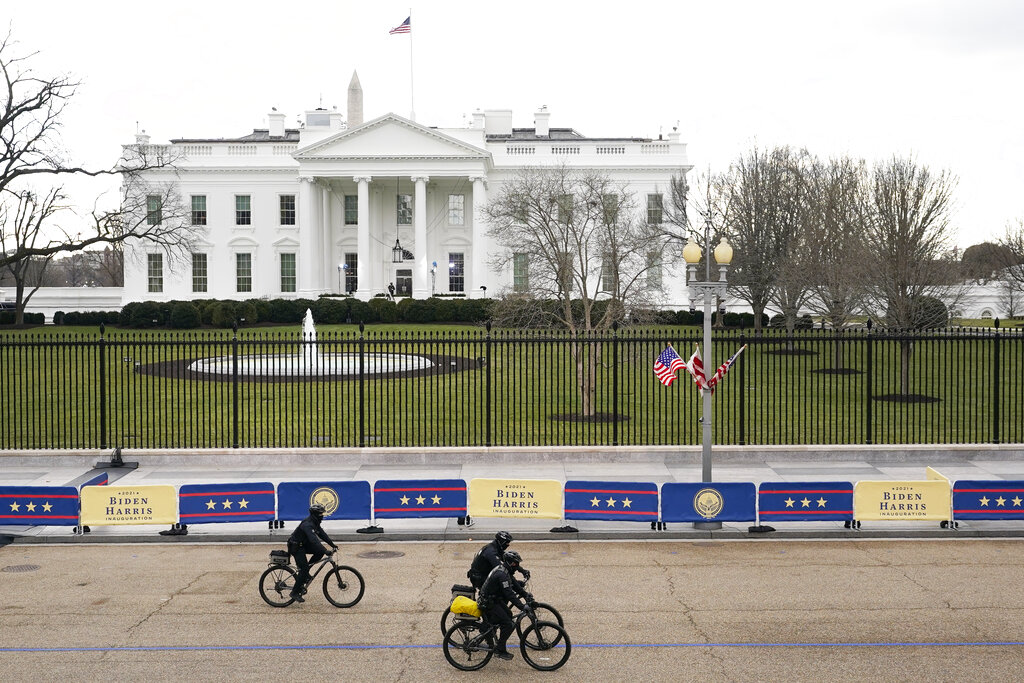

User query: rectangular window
[146,195,162,226]
[147,253,163,292]
[513,253,529,292]
[601,258,616,293]
[236,252,252,292]
[344,252,358,292]
[448,194,465,225]
[602,193,619,225]
[646,250,663,290]
[235,195,251,225]
[556,194,573,225]
[647,194,664,225]
[191,195,207,226]
[448,252,465,292]
[192,253,208,293]
[280,253,296,292]
[397,194,412,225]
[344,195,358,225]
[279,195,296,226]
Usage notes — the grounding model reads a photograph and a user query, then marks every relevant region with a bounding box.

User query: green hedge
[0,311,45,325]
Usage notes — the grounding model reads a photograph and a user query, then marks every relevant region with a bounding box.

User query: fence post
[98,323,108,450]
[993,319,1001,444]
[738,332,746,446]
[359,322,365,447]
[612,321,619,446]
[485,320,492,447]
[864,318,873,445]
[231,322,239,448]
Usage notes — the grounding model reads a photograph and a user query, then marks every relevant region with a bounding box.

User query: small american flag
[705,344,747,393]
[389,16,411,34]
[654,346,687,386]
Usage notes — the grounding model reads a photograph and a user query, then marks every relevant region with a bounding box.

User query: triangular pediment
[294,113,488,160]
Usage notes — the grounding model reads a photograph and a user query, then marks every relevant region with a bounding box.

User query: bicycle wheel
[517,602,565,649]
[443,621,493,671]
[259,565,297,607]
[519,621,571,671]
[440,607,454,636]
[322,565,365,607]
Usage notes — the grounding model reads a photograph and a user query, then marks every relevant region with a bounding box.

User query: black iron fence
[1,323,1022,450]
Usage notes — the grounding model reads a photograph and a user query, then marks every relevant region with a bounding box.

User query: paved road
[2,539,1022,681]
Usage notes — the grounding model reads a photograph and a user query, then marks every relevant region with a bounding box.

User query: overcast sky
[7,0,1024,248]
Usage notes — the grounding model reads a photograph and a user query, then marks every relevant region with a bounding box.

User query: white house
[121,73,692,306]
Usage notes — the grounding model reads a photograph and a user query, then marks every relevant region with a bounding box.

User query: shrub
[368,297,399,323]
[909,296,949,329]
[313,297,348,324]
[210,301,237,328]
[169,302,201,329]
[121,301,163,328]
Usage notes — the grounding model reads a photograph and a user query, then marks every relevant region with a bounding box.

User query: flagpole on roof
[409,8,415,121]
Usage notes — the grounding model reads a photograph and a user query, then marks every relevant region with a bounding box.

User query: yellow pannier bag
[450,595,482,617]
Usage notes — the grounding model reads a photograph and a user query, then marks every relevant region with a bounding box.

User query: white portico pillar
[298,177,317,295]
[354,176,372,299]
[320,182,333,293]
[412,175,430,298]
[470,176,488,297]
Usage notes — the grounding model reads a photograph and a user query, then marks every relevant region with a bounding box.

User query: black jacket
[468,540,504,587]
[288,514,333,554]
[478,563,530,611]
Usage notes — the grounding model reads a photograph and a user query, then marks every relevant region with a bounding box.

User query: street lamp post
[683,226,733,529]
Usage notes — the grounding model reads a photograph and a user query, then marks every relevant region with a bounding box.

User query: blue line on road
[2,641,1022,653]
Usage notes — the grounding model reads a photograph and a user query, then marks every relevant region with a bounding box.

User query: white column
[355,176,372,299]
[412,175,430,298]
[298,177,317,295]
[321,182,333,293]
[470,175,488,298]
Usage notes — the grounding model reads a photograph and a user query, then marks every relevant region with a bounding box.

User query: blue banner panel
[953,480,1024,520]
[81,472,109,488]
[757,481,854,522]
[564,480,659,522]
[178,482,276,525]
[373,479,467,519]
[0,486,80,526]
[277,481,371,521]
[661,482,756,523]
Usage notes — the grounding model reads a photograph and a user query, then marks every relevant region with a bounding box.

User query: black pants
[289,542,323,594]
[482,603,515,651]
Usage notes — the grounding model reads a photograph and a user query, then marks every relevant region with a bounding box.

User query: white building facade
[122,82,692,307]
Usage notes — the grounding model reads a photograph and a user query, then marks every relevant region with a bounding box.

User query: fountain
[187,308,435,377]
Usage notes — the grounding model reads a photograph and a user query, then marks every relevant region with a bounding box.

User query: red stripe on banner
[564,489,657,495]
[954,509,1024,514]
[180,490,274,497]
[564,509,657,516]
[374,507,466,512]
[760,490,852,495]
[0,493,78,499]
[759,510,853,515]
[955,488,1024,493]
[373,487,465,492]
[0,514,79,520]
[179,510,276,518]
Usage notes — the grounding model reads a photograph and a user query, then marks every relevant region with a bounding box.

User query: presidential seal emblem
[693,488,724,519]
[310,487,340,516]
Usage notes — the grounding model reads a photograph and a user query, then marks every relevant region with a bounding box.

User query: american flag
[389,16,411,34]
[686,344,709,391]
[653,346,687,386]
[705,344,747,392]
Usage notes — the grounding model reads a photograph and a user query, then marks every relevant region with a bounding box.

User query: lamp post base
[692,521,722,530]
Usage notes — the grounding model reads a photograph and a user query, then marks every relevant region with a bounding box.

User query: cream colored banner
[854,480,951,521]
[80,485,178,526]
[468,479,563,519]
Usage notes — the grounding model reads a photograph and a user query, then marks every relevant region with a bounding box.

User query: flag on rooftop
[653,345,687,386]
[389,16,411,34]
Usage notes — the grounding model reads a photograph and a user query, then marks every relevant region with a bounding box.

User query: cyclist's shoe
[494,649,514,661]
[289,592,305,603]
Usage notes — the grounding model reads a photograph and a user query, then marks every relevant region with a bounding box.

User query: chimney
[483,109,513,136]
[534,106,550,137]
[135,130,150,145]
[348,71,364,128]
[330,106,344,129]
[471,110,485,129]
[268,108,286,137]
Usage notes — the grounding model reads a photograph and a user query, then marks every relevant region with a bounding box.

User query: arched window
[980,309,994,319]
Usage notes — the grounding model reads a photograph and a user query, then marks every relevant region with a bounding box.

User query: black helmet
[503,550,522,568]
[495,531,513,549]
[309,503,326,517]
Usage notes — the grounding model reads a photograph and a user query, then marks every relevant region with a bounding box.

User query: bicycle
[440,580,564,649]
[442,604,571,671]
[258,548,365,608]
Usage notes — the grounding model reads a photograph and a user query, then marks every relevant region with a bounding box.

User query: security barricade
[0,485,80,526]
[276,481,372,521]
[953,480,1024,520]
[853,480,951,522]
[563,480,659,522]
[79,485,177,526]
[373,479,467,519]
[178,482,276,524]
[468,478,563,519]
[661,482,756,523]
[757,482,854,522]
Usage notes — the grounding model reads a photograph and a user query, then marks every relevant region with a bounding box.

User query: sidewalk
[3,448,1023,544]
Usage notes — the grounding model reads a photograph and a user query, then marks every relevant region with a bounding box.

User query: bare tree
[996,219,1024,287]
[862,155,962,394]
[0,187,64,324]
[765,148,814,337]
[485,165,662,417]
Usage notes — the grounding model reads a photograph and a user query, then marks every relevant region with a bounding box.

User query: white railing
[507,146,536,155]
[596,146,626,155]
[228,145,257,156]
[273,145,298,155]
[181,145,213,157]
[640,143,671,154]
[552,146,581,155]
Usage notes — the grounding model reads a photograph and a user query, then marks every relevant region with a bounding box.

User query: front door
[395,269,412,297]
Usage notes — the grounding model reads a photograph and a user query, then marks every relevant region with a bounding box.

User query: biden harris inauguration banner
[178,482,276,524]
[0,485,80,526]
[563,480,659,522]
[661,482,756,523]
[276,481,372,521]
[468,478,563,519]
[853,480,951,521]
[373,479,467,519]
[79,485,177,526]
[757,481,854,522]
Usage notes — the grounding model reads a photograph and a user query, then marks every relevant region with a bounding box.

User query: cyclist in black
[477,550,534,661]
[287,503,337,602]
[468,531,530,589]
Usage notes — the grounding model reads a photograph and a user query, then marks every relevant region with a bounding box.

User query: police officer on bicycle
[468,531,530,590]
[287,503,337,602]
[477,550,534,661]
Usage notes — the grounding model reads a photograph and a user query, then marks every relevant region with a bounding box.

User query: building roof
[170,129,301,144]
[487,127,653,143]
